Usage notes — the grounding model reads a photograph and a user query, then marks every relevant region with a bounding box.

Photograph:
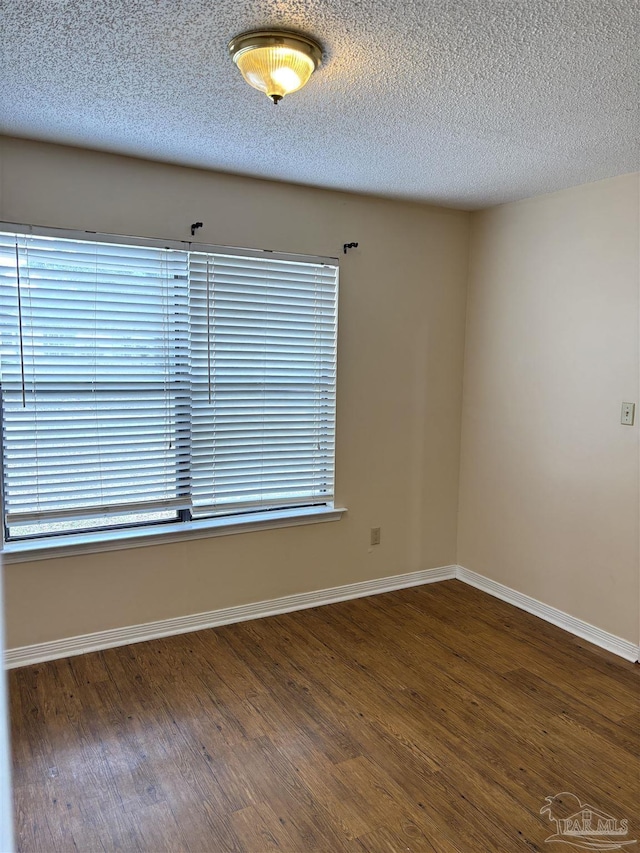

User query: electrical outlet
[370,527,381,546]
[621,402,636,426]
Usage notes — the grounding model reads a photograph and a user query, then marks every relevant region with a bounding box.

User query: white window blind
[189,252,337,516]
[0,227,338,540]
[0,233,190,526]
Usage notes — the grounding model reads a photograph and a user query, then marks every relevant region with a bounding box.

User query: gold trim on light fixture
[228,30,323,104]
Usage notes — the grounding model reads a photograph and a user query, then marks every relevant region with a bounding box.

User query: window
[0,227,338,545]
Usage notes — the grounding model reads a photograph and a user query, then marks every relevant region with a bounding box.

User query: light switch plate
[621,402,635,426]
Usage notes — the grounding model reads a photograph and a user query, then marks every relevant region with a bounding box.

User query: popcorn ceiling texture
[1,0,638,208]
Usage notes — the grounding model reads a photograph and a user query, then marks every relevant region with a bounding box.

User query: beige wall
[0,137,470,648]
[458,173,640,645]
[3,139,637,652]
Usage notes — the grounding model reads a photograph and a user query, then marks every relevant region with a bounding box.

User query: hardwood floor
[9,579,639,852]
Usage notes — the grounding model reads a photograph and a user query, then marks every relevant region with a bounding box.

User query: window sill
[1,505,347,564]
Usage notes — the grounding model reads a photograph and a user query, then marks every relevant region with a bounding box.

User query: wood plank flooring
[9,579,640,852]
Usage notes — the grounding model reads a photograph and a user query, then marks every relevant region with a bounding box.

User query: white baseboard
[456,565,639,663]
[5,562,638,669]
[4,565,456,669]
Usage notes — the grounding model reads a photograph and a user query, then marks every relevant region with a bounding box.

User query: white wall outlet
[370,527,381,546]
[621,402,635,426]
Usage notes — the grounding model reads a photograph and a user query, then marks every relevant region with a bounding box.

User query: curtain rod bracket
[343,242,358,254]
[191,222,203,237]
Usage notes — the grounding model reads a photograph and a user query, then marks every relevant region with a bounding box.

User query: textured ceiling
[1,0,638,208]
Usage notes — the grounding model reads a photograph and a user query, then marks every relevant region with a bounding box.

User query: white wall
[0,136,470,649]
[458,173,640,645]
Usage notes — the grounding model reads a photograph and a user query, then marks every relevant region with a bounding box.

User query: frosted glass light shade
[229,31,322,104]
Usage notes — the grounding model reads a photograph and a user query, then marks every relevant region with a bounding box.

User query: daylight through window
[0,228,338,542]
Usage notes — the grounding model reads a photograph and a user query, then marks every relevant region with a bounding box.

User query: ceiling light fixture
[228,30,322,104]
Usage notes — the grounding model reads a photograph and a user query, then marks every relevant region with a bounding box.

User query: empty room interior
[0,0,639,851]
